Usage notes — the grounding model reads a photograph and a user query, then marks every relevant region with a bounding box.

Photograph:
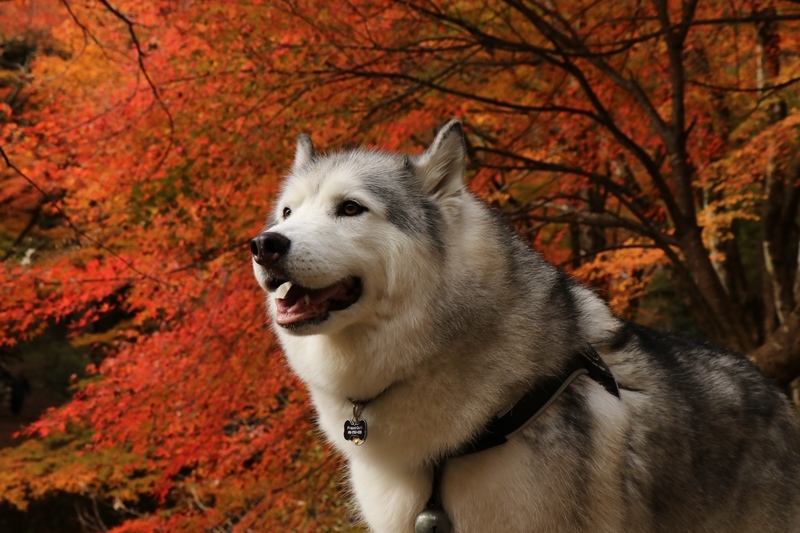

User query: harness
[345,346,621,533]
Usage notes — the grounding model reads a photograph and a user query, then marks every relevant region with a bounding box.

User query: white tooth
[275,281,292,299]
[304,294,310,305]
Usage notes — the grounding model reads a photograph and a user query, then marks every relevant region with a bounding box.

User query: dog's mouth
[268,276,362,328]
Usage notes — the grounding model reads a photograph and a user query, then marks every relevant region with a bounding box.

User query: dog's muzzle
[250,230,362,329]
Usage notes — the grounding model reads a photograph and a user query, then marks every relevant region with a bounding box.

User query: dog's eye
[337,200,367,217]
[282,207,291,219]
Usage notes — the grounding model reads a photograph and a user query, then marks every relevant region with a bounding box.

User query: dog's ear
[414,120,465,198]
[293,133,316,171]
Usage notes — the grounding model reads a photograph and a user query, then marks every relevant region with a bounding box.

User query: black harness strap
[426,461,446,510]
[456,345,619,456]
[419,345,620,529]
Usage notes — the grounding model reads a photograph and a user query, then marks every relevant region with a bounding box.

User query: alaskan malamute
[252,121,800,532]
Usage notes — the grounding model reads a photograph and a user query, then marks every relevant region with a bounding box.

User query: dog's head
[251,120,467,336]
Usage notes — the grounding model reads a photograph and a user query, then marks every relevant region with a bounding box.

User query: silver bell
[414,508,452,533]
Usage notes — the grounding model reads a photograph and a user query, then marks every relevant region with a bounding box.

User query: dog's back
[602,323,800,531]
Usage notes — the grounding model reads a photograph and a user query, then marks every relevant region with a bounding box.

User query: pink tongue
[275,283,348,325]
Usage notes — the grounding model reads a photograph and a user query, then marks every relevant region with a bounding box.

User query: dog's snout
[250,232,291,267]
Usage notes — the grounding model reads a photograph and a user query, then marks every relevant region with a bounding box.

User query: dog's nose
[250,232,291,267]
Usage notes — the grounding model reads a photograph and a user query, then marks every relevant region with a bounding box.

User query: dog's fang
[304,294,311,305]
[275,281,293,299]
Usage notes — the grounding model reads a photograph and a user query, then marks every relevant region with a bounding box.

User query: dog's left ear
[414,120,466,198]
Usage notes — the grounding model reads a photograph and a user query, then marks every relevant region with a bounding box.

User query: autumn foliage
[1,0,800,530]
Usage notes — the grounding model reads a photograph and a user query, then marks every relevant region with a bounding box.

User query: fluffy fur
[252,121,800,532]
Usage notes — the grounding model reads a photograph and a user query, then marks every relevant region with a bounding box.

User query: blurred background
[1,0,800,530]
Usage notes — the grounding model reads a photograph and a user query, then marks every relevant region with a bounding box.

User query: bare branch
[93,0,175,176]
[0,146,168,286]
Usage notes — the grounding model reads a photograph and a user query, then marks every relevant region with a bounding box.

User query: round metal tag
[414,508,452,533]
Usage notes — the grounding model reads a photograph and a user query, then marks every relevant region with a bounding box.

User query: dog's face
[252,121,466,337]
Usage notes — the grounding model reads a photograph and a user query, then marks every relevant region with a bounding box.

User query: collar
[415,345,620,531]
[346,380,397,413]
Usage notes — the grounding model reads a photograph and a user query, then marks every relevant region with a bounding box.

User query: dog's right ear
[293,133,316,171]
[414,120,466,199]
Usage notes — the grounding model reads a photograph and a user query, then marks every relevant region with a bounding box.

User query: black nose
[250,232,291,267]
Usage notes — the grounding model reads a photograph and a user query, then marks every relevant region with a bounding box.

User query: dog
[251,120,800,532]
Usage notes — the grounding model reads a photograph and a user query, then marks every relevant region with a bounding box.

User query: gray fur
[253,120,800,532]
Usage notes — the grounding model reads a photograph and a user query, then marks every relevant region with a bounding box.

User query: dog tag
[344,418,368,445]
[345,401,368,445]
[414,508,452,533]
